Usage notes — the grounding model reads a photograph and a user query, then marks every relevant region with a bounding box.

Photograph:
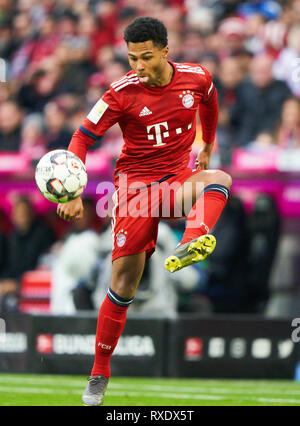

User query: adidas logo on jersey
[139,106,152,117]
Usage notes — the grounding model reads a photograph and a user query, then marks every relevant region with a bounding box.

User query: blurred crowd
[0,0,299,165]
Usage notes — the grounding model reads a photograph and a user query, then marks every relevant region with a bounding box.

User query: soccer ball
[35,149,88,203]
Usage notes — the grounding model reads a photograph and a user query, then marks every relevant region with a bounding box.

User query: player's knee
[214,170,232,189]
[111,274,139,299]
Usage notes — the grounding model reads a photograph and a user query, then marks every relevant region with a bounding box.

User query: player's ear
[162,45,169,58]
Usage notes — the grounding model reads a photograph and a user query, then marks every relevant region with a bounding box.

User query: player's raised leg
[82,252,146,406]
[165,169,232,272]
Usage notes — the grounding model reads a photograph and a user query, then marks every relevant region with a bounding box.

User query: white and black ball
[35,150,88,203]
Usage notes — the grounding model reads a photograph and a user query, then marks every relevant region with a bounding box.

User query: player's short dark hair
[124,17,168,48]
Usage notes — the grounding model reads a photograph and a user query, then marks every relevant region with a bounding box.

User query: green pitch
[0,373,300,406]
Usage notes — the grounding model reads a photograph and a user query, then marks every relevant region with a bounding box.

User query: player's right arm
[57,196,84,222]
[57,88,123,221]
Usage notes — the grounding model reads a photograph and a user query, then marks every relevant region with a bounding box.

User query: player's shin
[91,288,133,378]
[180,184,230,244]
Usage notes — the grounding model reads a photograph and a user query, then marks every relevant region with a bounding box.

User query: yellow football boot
[164,234,216,273]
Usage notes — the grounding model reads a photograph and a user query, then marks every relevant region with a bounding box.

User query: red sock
[91,290,133,378]
[180,184,229,245]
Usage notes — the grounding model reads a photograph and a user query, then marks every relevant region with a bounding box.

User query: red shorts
[111,168,199,261]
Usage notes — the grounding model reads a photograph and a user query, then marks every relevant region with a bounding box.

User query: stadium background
[0,0,300,381]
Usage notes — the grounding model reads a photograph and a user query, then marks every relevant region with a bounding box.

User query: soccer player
[57,17,232,405]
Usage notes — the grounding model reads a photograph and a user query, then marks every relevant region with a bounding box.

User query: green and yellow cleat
[164,234,216,273]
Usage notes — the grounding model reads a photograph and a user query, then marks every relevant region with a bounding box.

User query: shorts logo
[116,230,127,247]
[179,91,194,109]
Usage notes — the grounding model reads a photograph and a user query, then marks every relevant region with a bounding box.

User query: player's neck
[150,62,174,87]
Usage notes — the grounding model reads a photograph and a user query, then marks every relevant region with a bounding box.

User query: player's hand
[56,197,84,222]
[195,143,213,170]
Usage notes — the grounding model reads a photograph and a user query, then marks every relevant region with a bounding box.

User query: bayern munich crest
[180,91,195,109]
[116,230,127,248]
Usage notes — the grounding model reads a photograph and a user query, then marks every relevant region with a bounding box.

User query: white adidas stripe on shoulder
[111,73,138,88]
[176,63,204,70]
[175,63,205,75]
[111,75,129,88]
[111,75,139,89]
[114,78,139,92]
[111,74,139,92]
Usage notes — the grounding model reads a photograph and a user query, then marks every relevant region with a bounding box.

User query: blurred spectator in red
[273,24,300,98]
[89,0,119,63]
[20,113,46,161]
[0,100,23,151]
[29,14,61,66]
[276,98,300,149]
[0,196,55,312]
[231,54,292,146]
[43,100,73,150]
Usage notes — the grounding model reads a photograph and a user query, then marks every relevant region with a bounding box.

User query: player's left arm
[196,76,219,170]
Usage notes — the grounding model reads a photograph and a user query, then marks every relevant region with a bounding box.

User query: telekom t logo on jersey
[147,121,192,146]
[147,122,169,146]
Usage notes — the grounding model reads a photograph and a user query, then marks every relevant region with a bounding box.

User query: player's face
[127,40,169,86]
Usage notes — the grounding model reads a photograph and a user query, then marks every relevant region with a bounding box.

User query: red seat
[19,270,52,313]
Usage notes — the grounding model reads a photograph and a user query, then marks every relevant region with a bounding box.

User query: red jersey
[69,61,218,185]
